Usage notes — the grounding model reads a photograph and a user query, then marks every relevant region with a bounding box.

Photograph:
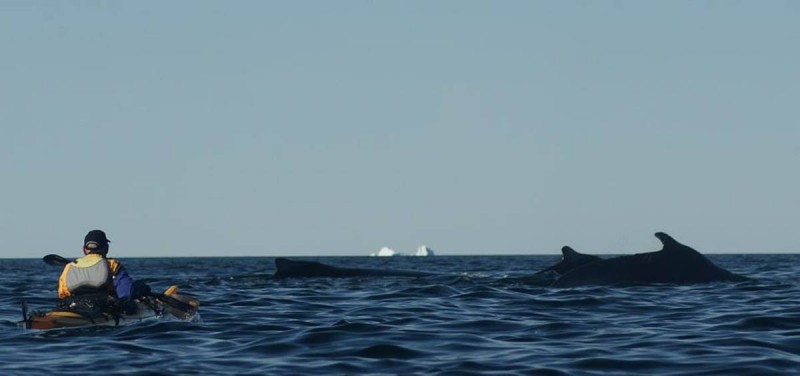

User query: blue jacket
[114,265,150,299]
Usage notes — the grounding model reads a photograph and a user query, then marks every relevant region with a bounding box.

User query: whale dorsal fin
[561,246,602,264]
[654,232,681,251]
[561,246,581,258]
[536,246,602,275]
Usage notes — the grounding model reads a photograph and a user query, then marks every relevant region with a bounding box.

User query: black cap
[84,229,110,251]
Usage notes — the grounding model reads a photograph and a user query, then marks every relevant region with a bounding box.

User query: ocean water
[2,254,800,375]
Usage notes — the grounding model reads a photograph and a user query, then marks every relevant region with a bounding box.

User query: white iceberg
[415,245,435,256]
[370,246,399,257]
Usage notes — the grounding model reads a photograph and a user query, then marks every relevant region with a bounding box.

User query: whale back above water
[551,232,748,287]
[538,246,603,275]
[272,258,433,279]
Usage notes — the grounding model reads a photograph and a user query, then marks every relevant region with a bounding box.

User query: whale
[537,246,603,275]
[551,232,748,287]
[272,257,435,279]
[272,232,748,285]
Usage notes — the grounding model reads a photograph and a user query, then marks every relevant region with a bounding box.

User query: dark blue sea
[2,255,800,375]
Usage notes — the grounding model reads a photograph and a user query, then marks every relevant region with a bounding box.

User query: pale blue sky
[1,1,798,257]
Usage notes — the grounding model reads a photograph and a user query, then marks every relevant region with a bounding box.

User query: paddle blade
[43,254,72,266]
[160,295,200,320]
[155,286,200,320]
[164,285,179,296]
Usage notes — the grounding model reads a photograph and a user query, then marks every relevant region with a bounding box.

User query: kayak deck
[25,300,160,330]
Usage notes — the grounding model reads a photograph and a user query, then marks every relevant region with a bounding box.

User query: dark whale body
[551,232,748,287]
[272,258,434,279]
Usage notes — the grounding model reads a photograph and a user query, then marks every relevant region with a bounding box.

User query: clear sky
[1,1,798,257]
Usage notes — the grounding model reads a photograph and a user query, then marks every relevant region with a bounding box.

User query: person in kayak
[57,229,151,311]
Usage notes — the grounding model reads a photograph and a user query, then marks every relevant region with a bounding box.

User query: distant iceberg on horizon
[369,245,436,256]
[370,247,400,257]
[415,245,435,256]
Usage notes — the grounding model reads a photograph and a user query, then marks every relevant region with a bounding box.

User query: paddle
[42,254,200,320]
[43,254,72,267]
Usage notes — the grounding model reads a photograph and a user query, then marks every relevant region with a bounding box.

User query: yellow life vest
[58,254,122,299]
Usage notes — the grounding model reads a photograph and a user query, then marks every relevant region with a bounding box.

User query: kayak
[24,300,160,330]
[22,285,199,330]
